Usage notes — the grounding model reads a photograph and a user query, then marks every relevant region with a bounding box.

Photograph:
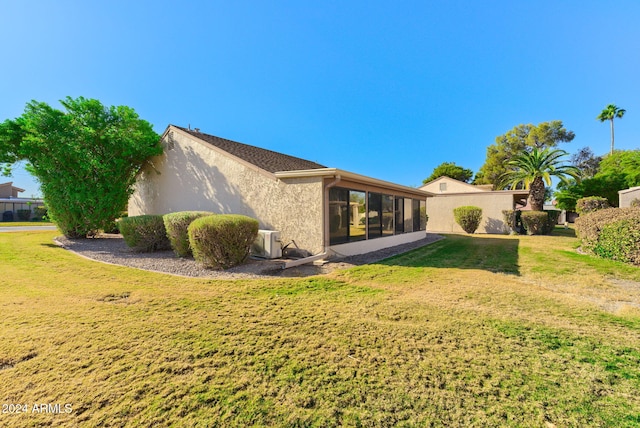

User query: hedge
[520,211,548,235]
[592,218,640,266]
[453,206,482,234]
[575,207,640,257]
[188,214,259,269]
[576,196,610,215]
[163,211,215,257]
[118,215,171,252]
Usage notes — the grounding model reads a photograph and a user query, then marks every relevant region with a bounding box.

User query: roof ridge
[172,125,326,173]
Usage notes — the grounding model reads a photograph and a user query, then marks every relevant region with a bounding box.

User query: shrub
[163,211,215,257]
[575,207,640,253]
[117,215,170,252]
[592,218,640,266]
[520,211,549,235]
[453,206,482,234]
[631,198,640,208]
[188,214,259,269]
[544,210,561,234]
[33,206,48,221]
[576,196,609,215]
[16,209,31,221]
[502,210,524,234]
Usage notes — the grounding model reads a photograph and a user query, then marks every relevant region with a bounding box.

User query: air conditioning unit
[251,230,282,259]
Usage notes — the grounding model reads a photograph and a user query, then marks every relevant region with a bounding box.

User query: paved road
[0,226,58,232]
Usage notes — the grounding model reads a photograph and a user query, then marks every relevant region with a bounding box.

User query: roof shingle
[175,126,326,173]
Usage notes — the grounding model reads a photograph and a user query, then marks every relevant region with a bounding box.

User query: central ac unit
[251,230,282,259]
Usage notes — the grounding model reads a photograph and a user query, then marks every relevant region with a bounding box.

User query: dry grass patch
[0,230,639,426]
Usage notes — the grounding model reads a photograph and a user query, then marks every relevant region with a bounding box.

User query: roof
[619,186,640,195]
[0,182,25,193]
[174,126,326,173]
[419,176,487,193]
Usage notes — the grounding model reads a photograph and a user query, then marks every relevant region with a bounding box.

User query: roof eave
[275,168,434,197]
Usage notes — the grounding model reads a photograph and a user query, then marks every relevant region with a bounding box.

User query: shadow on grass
[551,226,577,237]
[380,234,520,275]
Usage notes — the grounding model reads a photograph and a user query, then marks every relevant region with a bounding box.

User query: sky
[2,1,639,198]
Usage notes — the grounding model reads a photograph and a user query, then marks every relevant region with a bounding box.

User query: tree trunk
[610,118,615,154]
[528,177,545,211]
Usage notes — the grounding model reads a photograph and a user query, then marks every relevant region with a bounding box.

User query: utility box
[251,230,282,259]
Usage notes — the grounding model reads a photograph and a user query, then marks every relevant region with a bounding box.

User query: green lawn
[0,221,54,227]
[1,230,639,427]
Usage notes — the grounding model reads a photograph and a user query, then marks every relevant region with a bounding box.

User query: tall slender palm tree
[597,104,626,154]
[501,148,580,211]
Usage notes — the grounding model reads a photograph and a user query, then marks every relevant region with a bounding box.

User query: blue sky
[2,1,639,197]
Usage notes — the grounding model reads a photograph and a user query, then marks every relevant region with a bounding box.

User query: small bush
[188,214,259,269]
[16,209,31,221]
[575,207,640,253]
[117,215,170,252]
[163,211,215,257]
[502,210,524,234]
[544,210,561,234]
[453,206,482,234]
[520,211,548,235]
[576,196,610,215]
[631,198,640,208]
[33,206,48,221]
[592,218,640,266]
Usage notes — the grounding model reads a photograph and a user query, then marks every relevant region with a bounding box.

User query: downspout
[282,174,341,269]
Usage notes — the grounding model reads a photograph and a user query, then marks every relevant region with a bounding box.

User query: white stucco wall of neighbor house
[619,187,640,208]
[426,193,516,234]
[129,130,326,254]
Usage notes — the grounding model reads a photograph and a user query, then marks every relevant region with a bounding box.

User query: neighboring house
[129,125,432,258]
[0,182,44,221]
[419,176,528,234]
[619,186,640,208]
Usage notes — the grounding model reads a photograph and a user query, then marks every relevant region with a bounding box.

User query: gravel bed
[54,233,444,279]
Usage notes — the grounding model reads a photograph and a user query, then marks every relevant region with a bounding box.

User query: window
[439,182,447,192]
[394,197,404,234]
[329,187,424,244]
[329,187,366,245]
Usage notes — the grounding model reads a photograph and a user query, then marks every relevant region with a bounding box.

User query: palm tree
[501,148,580,211]
[597,104,626,154]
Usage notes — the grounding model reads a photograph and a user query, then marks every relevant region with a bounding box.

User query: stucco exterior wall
[420,177,485,194]
[619,187,640,208]
[129,130,325,254]
[426,193,516,234]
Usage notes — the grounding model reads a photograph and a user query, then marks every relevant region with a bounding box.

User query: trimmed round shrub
[453,206,482,234]
[117,215,171,252]
[188,214,259,269]
[576,196,610,215]
[544,210,561,234]
[593,217,640,266]
[16,209,31,221]
[575,207,640,253]
[163,211,215,257]
[520,211,548,235]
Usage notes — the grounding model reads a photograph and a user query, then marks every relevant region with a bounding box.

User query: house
[419,176,529,233]
[619,186,640,208]
[0,182,44,221]
[129,125,432,258]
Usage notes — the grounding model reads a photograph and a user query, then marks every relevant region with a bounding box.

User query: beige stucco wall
[420,177,486,194]
[129,129,325,254]
[619,187,640,208]
[426,193,516,234]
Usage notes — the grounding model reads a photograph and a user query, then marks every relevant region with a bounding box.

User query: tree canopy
[423,162,474,184]
[475,121,575,188]
[597,104,625,154]
[501,148,579,211]
[555,149,640,211]
[0,97,162,237]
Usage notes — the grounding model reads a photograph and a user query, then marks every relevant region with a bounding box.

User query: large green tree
[501,148,580,211]
[423,162,474,184]
[0,97,161,237]
[475,121,575,188]
[597,104,625,154]
[555,149,640,210]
